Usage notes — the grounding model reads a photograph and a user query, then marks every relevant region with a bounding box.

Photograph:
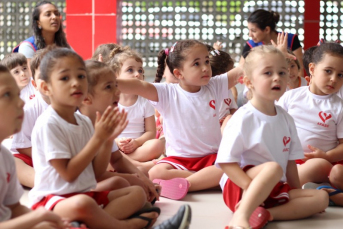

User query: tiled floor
[20,188,343,229]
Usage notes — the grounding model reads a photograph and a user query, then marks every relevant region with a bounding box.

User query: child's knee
[330,164,343,184]
[148,164,168,180]
[110,176,131,189]
[68,195,98,215]
[265,161,283,178]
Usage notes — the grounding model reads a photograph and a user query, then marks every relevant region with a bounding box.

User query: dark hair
[248,9,280,32]
[311,43,343,66]
[32,1,70,50]
[1,53,27,70]
[154,48,168,83]
[40,48,85,82]
[209,50,234,76]
[166,40,207,75]
[0,64,11,74]
[30,44,59,80]
[85,60,116,94]
[92,43,119,62]
[303,46,317,76]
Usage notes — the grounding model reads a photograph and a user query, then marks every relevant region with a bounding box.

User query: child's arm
[305,139,343,163]
[1,204,65,229]
[117,78,158,102]
[50,107,119,182]
[218,162,252,190]
[285,160,301,189]
[226,67,244,90]
[92,108,128,178]
[120,115,156,154]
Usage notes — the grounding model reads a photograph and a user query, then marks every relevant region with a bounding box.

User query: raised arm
[226,67,244,90]
[116,78,158,102]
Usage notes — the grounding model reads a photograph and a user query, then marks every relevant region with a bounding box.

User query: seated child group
[2,6,343,229]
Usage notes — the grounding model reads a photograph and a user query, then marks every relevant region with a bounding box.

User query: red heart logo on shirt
[224,98,231,107]
[283,136,291,147]
[319,111,332,123]
[209,100,215,110]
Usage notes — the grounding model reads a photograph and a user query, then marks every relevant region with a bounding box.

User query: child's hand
[213,41,223,50]
[108,109,128,141]
[304,145,327,161]
[98,54,103,62]
[271,32,296,60]
[94,106,119,141]
[121,139,139,154]
[117,137,131,152]
[32,207,67,229]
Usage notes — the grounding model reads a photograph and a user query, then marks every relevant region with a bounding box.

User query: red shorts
[14,153,33,167]
[223,166,291,212]
[296,159,343,166]
[156,154,217,171]
[31,191,110,210]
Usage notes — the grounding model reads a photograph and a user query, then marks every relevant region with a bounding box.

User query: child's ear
[244,76,253,89]
[309,63,315,76]
[173,68,183,80]
[39,80,51,96]
[82,93,93,105]
[31,79,37,89]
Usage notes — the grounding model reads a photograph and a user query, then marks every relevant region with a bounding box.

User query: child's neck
[119,93,138,106]
[250,98,276,116]
[51,103,78,125]
[288,77,299,89]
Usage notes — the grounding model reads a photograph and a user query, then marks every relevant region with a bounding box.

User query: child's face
[248,53,288,102]
[90,72,120,113]
[0,72,24,139]
[288,60,300,83]
[10,64,31,90]
[119,58,144,80]
[309,53,343,95]
[175,45,212,92]
[44,56,88,108]
[163,64,179,84]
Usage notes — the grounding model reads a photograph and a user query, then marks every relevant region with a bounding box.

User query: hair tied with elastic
[317,38,341,46]
[164,48,169,56]
[210,50,220,56]
[170,42,177,53]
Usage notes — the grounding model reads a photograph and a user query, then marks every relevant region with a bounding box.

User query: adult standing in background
[13,1,70,65]
[239,9,304,76]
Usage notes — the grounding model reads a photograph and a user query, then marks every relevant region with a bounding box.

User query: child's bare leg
[127,139,165,162]
[186,165,223,191]
[119,152,152,177]
[14,157,34,188]
[105,186,147,219]
[53,195,158,229]
[229,162,282,228]
[94,175,131,192]
[329,164,343,189]
[149,163,194,180]
[268,189,328,220]
[297,158,332,185]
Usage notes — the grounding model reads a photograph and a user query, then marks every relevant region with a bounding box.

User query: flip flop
[130,206,161,228]
[70,221,89,229]
[248,207,270,229]
[153,178,189,200]
[317,185,343,206]
[151,184,162,205]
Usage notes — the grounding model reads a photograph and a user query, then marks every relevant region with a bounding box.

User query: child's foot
[153,178,189,200]
[302,182,330,189]
[227,212,250,229]
[317,185,343,206]
[130,211,159,229]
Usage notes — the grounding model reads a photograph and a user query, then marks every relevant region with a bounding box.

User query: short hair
[209,49,234,76]
[85,60,116,95]
[0,64,11,74]
[30,44,59,80]
[92,43,119,62]
[1,53,27,70]
[303,46,317,76]
[312,42,343,65]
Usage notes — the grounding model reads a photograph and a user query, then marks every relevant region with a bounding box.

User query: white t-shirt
[336,86,343,100]
[0,145,24,221]
[151,73,228,158]
[218,89,238,120]
[278,86,343,153]
[118,96,155,139]
[20,82,35,104]
[29,106,97,206]
[11,92,49,153]
[216,102,303,189]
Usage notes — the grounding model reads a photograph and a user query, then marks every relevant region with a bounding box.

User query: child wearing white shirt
[216,45,327,229]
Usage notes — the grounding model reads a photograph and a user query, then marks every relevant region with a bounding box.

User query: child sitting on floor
[1,53,35,103]
[216,45,328,229]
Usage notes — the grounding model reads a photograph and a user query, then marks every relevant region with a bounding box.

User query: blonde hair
[107,46,143,75]
[244,45,287,99]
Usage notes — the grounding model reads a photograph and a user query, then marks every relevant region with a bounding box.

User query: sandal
[317,185,343,206]
[130,207,161,228]
[249,207,270,229]
[153,178,189,200]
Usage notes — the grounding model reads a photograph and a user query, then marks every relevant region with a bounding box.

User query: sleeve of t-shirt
[18,42,35,59]
[215,114,245,166]
[209,73,229,103]
[143,97,155,118]
[41,122,73,162]
[11,106,36,151]
[291,34,302,51]
[336,102,343,139]
[150,83,170,116]
[2,148,24,205]
[285,112,304,160]
[242,43,252,59]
